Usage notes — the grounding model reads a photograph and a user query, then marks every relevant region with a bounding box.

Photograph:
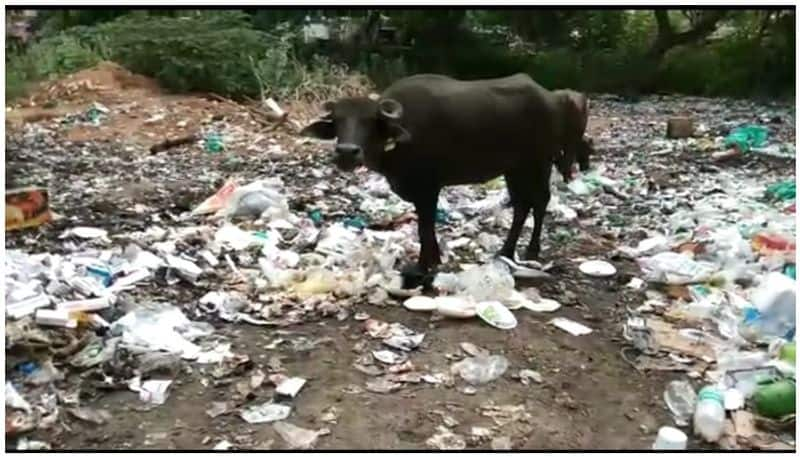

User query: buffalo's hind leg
[497,172,532,261]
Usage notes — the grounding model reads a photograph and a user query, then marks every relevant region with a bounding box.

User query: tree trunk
[647,10,728,61]
[635,10,728,93]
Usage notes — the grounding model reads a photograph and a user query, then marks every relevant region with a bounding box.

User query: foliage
[6,33,103,99]
[6,8,796,102]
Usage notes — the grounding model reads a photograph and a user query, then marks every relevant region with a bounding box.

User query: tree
[648,10,728,60]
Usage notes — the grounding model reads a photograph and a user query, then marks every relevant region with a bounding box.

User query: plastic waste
[435,296,477,318]
[343,215,368,230]
[753,378,796,418]
[751,232,796,254]
[240,402,292,424]
[566,169,620,196]
[637,251,717,285]
[652,426,688,450]
[67,406,112,425]
[403,296,437,312]
[6,382,32,413]
[459,260,516,302]
[579,260,617,277]
[740,272,796,342]
[778,341,796,364]
[693,386,725,443]
[222,179,289,220]
[663,380,697,426]
[724,125,768,153]
[451,355,509,385]
[784,264,796,279]
[213,440,233,450]
[315,223,361,260]
[275,377,307,398]
[193,179,238,215]
[204,131,224,153]
[765,180,796,202]
[111,303,214,360]
[549,317,592,336]
[292,268,338,296]
[273,421,329,449]
[752,143,796,159]
[426,426,467,450]
[475,301,517,329]
[16,438,51,451]
[724,367,781,398]
[130,378,172,405]
[715,350,771,374]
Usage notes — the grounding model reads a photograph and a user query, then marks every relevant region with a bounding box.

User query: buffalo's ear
[300,120,336,139]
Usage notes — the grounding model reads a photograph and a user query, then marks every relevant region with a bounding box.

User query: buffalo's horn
[379,98,403,120]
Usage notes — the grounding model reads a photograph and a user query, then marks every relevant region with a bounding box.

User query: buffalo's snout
[335,143,362,157]
[332,142,363,171]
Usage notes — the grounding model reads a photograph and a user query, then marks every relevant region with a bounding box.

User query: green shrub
[6,34,103,101]
[72,12,271,96]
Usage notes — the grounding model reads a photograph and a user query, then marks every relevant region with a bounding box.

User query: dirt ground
[5,64,796,451]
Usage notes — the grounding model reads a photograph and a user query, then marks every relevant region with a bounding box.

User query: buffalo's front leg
[402,188,441,289]
[524,166,553,260]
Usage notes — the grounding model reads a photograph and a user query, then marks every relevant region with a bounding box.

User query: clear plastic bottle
[663,380,697,426]
[693,386,725,443]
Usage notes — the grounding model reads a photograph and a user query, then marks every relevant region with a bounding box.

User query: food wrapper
[6,187,52,231]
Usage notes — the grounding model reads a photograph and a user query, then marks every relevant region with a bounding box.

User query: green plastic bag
[204,132,224,154]
[724,125,769,153]
[766,180,796,202]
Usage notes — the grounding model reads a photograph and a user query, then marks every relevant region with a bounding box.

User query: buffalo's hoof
[401,264,435,291]
[495,249,516,261]
[523,248,541,261]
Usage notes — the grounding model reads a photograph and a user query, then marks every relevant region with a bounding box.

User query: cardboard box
[6,187,51,231]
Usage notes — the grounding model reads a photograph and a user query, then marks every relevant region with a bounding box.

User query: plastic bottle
[693,386,725,443]
[753,378,796,419]
[663,380,697,426]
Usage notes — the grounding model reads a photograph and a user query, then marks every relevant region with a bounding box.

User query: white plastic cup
[652,426,688,450]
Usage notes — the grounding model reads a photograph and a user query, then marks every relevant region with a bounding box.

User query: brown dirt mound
[21,61,161,108]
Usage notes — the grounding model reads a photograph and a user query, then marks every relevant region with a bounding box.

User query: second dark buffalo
[301,73,586,288]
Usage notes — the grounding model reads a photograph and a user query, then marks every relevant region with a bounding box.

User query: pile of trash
[5,86,796,450]
[576,107,796,450]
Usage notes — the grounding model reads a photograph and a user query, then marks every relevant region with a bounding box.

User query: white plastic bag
[637,252,717,285]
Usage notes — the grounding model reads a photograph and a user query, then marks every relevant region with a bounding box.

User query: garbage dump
[5,64,796,450]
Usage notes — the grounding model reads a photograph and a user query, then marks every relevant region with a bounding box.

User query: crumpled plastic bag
[192,178,289,220]
[433,260,516,303]
[111,303,214,360]
[222,178,289,220]
[637,251,717,285]
[566,169,619,196]
[450,355,509,385]
[724,125,768,153]
[315,223,361,259]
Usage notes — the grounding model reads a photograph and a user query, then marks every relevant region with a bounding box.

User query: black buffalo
[301,73,592,288]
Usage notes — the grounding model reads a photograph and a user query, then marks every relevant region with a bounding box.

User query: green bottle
[779,341,796,364]
[753,378,796,419]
